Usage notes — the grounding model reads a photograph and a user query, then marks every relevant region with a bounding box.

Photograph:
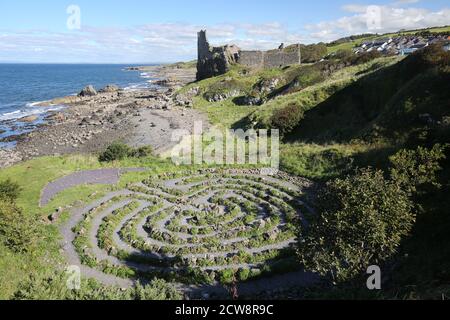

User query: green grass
[183,56,399,130]
[0,153,187,298]
[280,143,365,180]
[250,56,401,129]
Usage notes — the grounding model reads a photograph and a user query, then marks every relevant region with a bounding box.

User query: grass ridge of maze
[70,168,313,284]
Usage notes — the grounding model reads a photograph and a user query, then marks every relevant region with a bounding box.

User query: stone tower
[196,30,240,81]
[197,30,210,62]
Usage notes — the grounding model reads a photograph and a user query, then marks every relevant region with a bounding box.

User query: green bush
[298,168,415,283]
[412,43,450,69]
[270,103,304,136]
[334,49,354,61]
[99,143,153,162]
[0,201,42,253]
[128,146,153,158]
[132,280,182,300]
[0,179,21,202]
[351,51,382,65]
[218,269,236,285]
[99,142,131,162]
[238,268,250,281]
[389,144,446,194]
[13,272,182,300]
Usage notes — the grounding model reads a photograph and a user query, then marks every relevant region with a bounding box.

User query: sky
[0,0,449,63]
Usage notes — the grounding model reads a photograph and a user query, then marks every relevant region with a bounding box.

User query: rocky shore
[0,64,206,168]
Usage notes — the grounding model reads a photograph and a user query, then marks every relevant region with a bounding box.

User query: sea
[0,64,158,147]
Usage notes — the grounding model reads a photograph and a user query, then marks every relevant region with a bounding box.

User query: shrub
[0,201,42,253]
[128,146,153,158]
[99,142,130,162]
[389,144,446,195]
[132,280,182,300]
[334,49,354,61]
[413,43,450,69]
[238,268,250,281]
[13,273,182,300]
[99,143,153,162]
[270,103,304,136]
[351,50,382,65]
[298,168,415,283]
[218,269,236,285]
[0,179,21,202]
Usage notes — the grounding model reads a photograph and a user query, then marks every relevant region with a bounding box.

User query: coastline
[0,64,206,168]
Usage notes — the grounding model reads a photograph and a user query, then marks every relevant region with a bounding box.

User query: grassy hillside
[182,43,450,298]
[285,45,450,298]
[289,45,450,147]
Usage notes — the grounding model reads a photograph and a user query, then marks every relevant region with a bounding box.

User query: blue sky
[0,0,449,63]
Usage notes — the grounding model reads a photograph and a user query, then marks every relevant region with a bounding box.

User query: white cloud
[0,22,307,63]
[306,4,450,42]
[0,2,448,63]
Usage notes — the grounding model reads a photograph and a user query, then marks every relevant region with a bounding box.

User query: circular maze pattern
[68,169,312,285]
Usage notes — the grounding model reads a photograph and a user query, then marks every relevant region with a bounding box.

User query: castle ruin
[196,30,301,81]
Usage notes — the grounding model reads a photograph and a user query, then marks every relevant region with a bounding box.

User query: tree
[298,168,415,283]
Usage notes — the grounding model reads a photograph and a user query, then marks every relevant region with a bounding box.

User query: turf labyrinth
[65,168,313,285]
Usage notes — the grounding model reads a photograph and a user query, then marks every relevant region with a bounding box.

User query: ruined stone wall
[238,51,264,68]
[196,30,301,80]
[263,47,301,68]
[238,45,301,69]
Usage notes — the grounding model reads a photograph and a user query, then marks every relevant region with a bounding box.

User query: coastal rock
[19,115,39,123]
[0,149,22,168]
[49,95,81,105]
[99,84,120,93]
[45,112,66,123]
[78,85,98,97]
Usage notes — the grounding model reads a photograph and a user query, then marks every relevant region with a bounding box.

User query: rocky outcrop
[18,115,38,123]
[78,85,98,97]
[256,78,280,94]
[99,84,120,93]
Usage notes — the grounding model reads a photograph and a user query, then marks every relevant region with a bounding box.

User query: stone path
[54,168,319,298]
[40,167,145,206]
